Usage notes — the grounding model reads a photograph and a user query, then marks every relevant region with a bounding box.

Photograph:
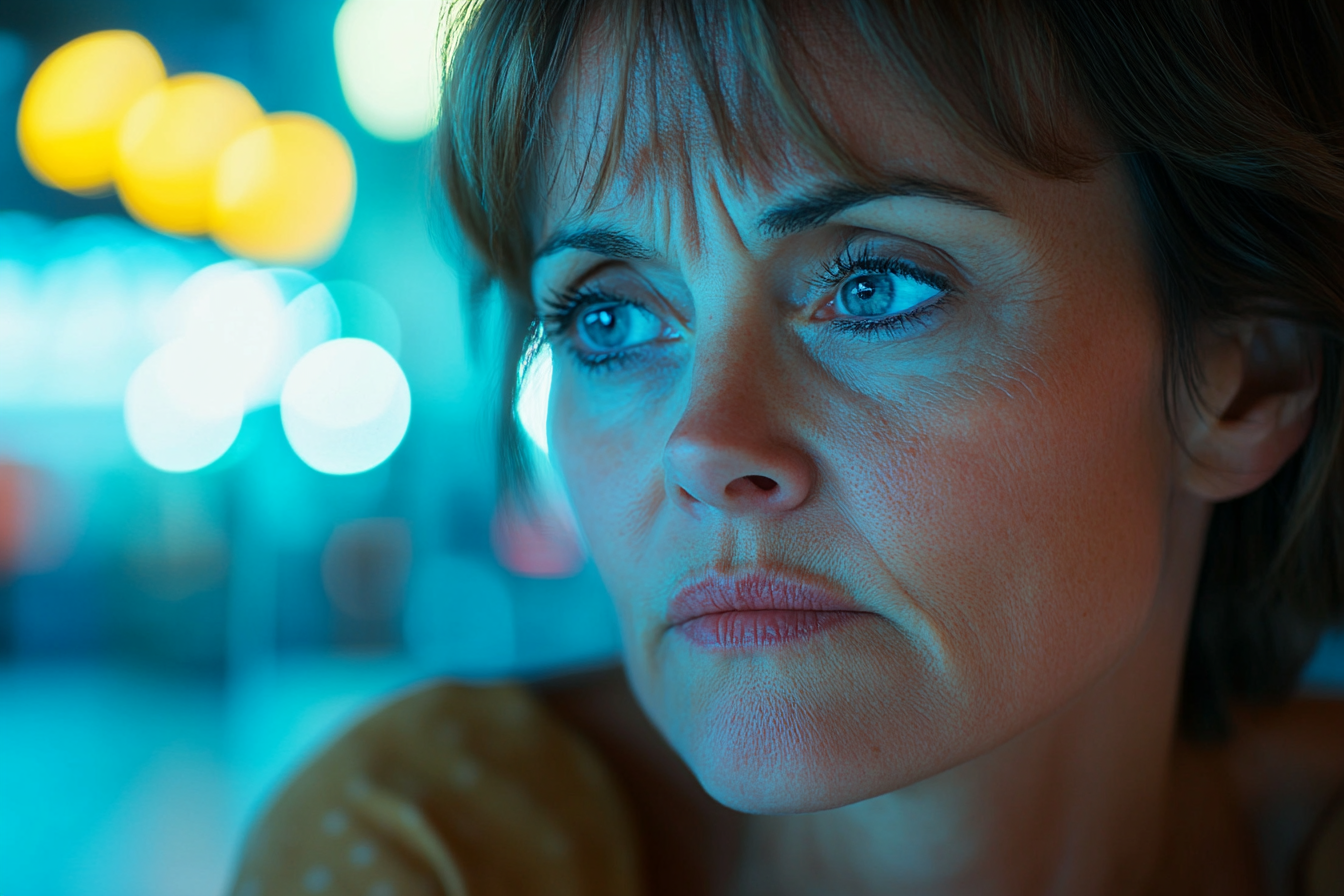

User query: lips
[668,572,871,649]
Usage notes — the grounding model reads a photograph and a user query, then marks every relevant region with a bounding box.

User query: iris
[576,303,665,352]
[837,271,939,318]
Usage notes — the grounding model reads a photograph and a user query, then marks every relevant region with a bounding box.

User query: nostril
[744,475,778,492]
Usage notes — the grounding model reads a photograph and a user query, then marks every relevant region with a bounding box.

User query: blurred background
[0,1,618,893]
[0,2,1341,895]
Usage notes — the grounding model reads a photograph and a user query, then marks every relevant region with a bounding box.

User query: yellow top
[228,682,643,896]
[230,682,1344,896]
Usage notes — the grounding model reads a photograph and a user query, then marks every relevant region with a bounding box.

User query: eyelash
[812,246,951,341]
[539,287,649,372]
[540,247,952,369]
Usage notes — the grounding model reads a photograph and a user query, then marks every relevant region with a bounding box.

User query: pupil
[582,306,629,348]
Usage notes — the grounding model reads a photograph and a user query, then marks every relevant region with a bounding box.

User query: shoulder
[228,680,643,896]
[1227,696,1344,896]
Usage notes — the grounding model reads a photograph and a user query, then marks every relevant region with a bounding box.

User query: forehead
[536,15,1021,245]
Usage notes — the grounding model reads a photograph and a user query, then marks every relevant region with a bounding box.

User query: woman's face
[531,33,1175,814]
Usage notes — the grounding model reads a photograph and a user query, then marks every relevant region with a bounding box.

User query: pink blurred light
[489,497,586,579]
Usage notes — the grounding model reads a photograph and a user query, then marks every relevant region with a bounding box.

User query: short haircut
[435,0,1344,739]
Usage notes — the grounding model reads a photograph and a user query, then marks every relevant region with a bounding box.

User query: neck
[731,492,1211,896]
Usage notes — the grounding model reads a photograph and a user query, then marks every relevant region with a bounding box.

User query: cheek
[832,306,1172,721]
[548,374,671,598]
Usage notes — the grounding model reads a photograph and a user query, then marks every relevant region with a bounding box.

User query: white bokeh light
[124,338,244,472]
[516,343,552,453]
[171,262,285,408]
[280,338,411,475]
[124,261,346,473]
[268,282,342,400]
[333,0,443,142]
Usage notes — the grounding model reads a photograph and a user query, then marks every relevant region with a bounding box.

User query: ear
[1177,318,1321,502]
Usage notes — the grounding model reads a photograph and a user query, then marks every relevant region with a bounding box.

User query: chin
[696,760,885,815]
[673,685,940,815]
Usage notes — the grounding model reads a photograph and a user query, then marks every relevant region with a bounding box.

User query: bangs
[438,0,1101,296]
[439,0,1344,740]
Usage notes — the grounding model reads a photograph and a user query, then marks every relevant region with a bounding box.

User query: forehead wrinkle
[544,109,789,272]
[559,63,830,256]
[541,17,805,250]
[683,164,755,270]
[542,77,681,249]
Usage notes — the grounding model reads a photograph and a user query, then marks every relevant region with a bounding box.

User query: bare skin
[528,21,1336,896]
[541,670,1344,896]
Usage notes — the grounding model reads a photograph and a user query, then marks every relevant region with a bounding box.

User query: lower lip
[675,609,868,649]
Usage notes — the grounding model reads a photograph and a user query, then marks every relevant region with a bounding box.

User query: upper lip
[667,570,866,627]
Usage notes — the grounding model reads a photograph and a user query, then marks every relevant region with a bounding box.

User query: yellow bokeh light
[114,73,263,235]
[17,31,165,194]
[210,113,356,267]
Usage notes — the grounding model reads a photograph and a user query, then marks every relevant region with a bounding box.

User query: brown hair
[435,0,1344,738]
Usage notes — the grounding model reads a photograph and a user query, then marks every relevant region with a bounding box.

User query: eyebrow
[533,176,1005,261]
[757,178,1005,238]
[535,227,654,261]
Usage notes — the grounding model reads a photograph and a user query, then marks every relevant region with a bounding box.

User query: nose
[662,373,814,516]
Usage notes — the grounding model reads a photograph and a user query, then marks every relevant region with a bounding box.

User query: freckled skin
[530,21,1316,896]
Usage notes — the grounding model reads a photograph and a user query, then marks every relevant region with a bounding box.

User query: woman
[231,1,1344,893]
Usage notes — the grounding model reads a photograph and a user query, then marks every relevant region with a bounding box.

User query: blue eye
[836,271,941,318]
[574,302,666,353]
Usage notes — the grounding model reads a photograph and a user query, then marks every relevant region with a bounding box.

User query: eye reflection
[837,271,941,317]
[575,302,666,353]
